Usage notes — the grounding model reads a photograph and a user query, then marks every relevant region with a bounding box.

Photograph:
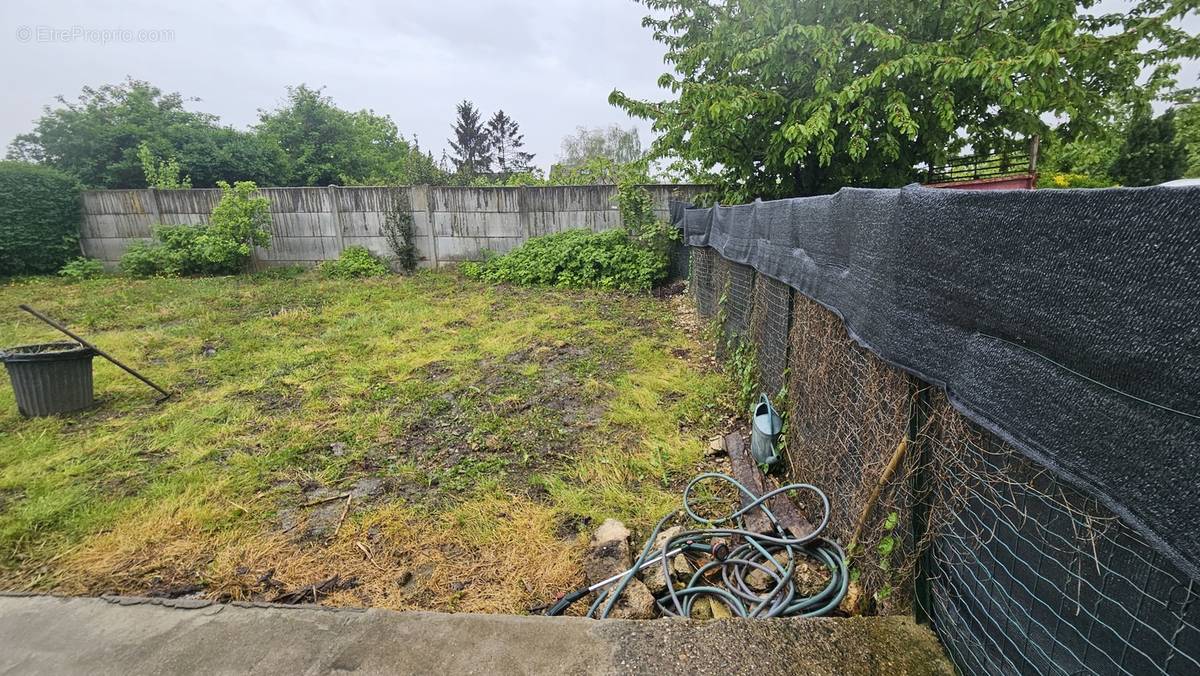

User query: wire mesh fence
[668,241,691,281]
[691,247,718,319]
[718,261,755,363]
[687,244,1200,674]
[748,274,791,398]
[786,290,916,611]
[919,389,1200,676]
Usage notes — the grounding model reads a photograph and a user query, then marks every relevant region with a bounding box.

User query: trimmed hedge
[0,161,82,276]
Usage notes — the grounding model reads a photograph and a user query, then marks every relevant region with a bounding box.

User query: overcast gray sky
[0,0,667,171]
[1,1,1196,173]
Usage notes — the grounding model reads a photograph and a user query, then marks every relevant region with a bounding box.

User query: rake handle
[19,304,173,401]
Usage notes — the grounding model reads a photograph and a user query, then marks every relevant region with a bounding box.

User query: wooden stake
[849,436,909,554]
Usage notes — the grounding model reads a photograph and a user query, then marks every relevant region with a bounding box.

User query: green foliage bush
[138,142,191,189]
[616,164,679,260]
[119,225,205,277]
[462,229,666,292]
[320,245,390,279]
[204,180,272,264]
[0,161,82,276]
[57,257,105,281]
[118,181,272,277]
[1110,107,1188,187]
[119,240,170,277]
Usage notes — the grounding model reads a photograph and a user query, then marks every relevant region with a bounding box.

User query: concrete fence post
[519,185,531,240]
[147,187,162,225]
[420,184,439,268]
[327,185,346,256]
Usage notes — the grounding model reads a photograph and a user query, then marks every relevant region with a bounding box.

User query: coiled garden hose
[545,472,849,619]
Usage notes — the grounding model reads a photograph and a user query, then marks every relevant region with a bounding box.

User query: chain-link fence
[748,274,791,398]
[691,246,718,319]
[919,389,1200,676]
[786,290,918,611]
[687,244,1200,674]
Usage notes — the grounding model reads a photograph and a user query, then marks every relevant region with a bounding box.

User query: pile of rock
[582,519,725,620]
[581,519,657,619]
[582,518,826,620]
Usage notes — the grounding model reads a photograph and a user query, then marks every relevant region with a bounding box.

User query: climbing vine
[382,189,418,273]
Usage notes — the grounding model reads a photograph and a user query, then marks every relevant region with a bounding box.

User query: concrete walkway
[0,594,952,675]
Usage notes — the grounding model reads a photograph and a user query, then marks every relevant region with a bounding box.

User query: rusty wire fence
[687,245,1200,675]
[787,291,920,612]
[747,274,791,399]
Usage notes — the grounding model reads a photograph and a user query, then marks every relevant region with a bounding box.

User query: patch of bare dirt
[653,279,687,298]
[394,340,610,496]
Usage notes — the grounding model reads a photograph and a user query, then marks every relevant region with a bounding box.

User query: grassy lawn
[0,270,734,613]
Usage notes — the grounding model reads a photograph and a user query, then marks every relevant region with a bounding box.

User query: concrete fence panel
[78,184,709,269]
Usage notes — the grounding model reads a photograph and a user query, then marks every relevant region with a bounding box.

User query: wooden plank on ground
[762,474,815,539]
[724,432,772,534]
[724,432,814,538]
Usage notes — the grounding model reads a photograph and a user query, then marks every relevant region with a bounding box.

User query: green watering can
[751,393,782,467]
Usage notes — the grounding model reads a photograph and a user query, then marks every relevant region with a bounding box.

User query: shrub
[57,257,105,281]
[119,240,170,277]
[202,180,272,269]
[138,142,192,189]
[616,165,679,260]
[462,228,667,292]
[119,224,218,277]
[320,245,390,279]
[117,181,272,277]
[0,161,82,276]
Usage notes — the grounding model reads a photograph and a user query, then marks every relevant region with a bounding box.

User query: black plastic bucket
[1,341,96,417]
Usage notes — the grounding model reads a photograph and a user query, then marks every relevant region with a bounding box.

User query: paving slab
[0,594,952,675]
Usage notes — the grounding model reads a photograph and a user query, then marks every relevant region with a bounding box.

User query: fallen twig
[355,541,387,571]
[300,493,350,508]
[270,574,359,605]
[329,494,352,542]
[848,436,908,554]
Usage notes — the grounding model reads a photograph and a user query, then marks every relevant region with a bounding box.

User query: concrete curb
[0,594,952,675]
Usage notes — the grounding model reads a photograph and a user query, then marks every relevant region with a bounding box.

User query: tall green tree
[547,125,644,184]
[611,0,1200,200]
[447,100,492,176]
[255,85,439,186]
[255,85,361,186]
[1176,103,1200,178]
[344,113,444,185]
[1110,106,1188,186]
[557,125,643,168]
[173,125,288,188]
[486,110,535,175]
[6,79,285,188]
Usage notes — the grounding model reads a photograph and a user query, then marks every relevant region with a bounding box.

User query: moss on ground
[0,270,734,612]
